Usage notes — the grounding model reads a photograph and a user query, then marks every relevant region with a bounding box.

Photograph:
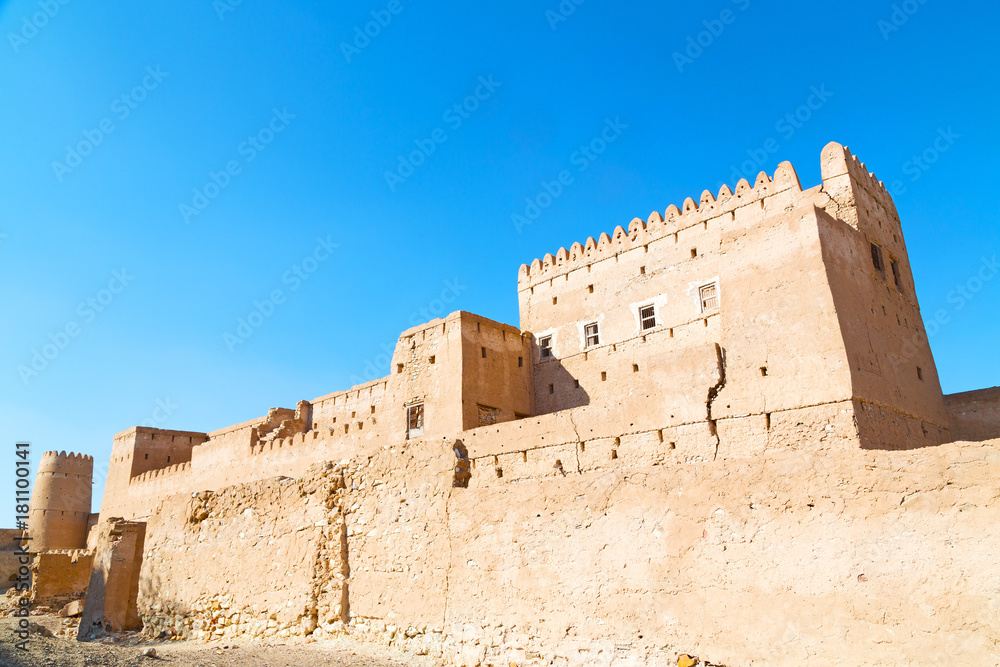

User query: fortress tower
[27,451,94,551]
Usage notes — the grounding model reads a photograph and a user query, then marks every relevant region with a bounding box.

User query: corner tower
[27,451,93,551]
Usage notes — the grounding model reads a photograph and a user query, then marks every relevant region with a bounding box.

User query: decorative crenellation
[820,141,899,221]
[518,161,803,288]
[38,450,94,476]
[129,461,192,486]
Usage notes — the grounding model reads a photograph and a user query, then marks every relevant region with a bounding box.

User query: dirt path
[0,616,442,667]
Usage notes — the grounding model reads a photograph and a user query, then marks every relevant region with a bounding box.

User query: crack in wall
[706,343,728,461]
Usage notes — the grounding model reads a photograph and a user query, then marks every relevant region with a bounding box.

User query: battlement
[518,161,803,289]
[819,141,898,219]
[129,461,192,485]
[38,451,94,477]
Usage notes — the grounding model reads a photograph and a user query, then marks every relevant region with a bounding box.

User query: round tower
[26,451,93,551]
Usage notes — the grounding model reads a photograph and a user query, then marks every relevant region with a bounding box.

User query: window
[584,322,600,348]
[699,283,719,312]
[891,260,902,290]
[639,304,656,331]
[870,243,884,274]
[518,356,523,367]
[539,336,553,359]
[917,367,924,382]
[406,403,424,439]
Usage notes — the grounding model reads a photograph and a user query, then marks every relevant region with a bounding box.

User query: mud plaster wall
[945,387,1000,442]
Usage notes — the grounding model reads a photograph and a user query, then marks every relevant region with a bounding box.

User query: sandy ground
[0,615,445,667]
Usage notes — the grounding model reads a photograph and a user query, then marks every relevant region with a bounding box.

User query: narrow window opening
[429,356,435,364]
[670,328,674,338]
[370,405,376,414]
[657,429,664,443]
[640,266,646,275]
[548,384,554,395]
[540,336,553,359]
[760,367,768,377]
[344,424,349,434]
[601,371,607,381]
[351,411,356,418]
[579,442,585,452]
[632,364,639,373]
[397,363,404,373]
[522,452,528,462]
[765,413,772,430]
[611,449,618,460]
[917,367,924,382]
[518,356,523,367]
[588,284,594,293]
[481,347,487,358]
[574,379,580,389]
[691,248,698,258]
[552,296,558,305]
[870,242,885,274]
[891,260,902,290]
[166,456,171,463]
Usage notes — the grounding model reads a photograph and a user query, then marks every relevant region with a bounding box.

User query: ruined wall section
[136,462,349,642]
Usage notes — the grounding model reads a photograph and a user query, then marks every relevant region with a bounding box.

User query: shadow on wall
[944,387,1000,443]
[538,359,591,412]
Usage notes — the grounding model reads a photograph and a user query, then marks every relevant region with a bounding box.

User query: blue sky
[2,0,998,520]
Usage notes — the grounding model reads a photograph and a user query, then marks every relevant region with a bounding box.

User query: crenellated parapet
[518,161,803,290]
[129,460,192,486]
[38,450,94,477]
[820,141,899,226]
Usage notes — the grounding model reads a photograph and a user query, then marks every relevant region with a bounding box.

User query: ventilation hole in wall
[644,244,649,253]
[397,363,404,373]
[760,367,768,377]
[579,442,585,452]
[574,380,580,389]
[669,442,677,450]
[477,322,481,332]
[601,372,607,381]
[358,422,363,430]
[704,319,709,327]
[552,297,558,305]
[614,436,621,447]
[370,405,376,414]
[611,449,618,460]
[640,266,646,275]
[332,417,337,424]
[351,411,356,418]
[166,456,171,463]
[632,364,639,373]
[917,366,924,381]
[674,233,679,244]
[588,284,594,293]
[482,347,487,358]
[548,384,554,395]
[656,430,664,443]
[703,221,709,230]
[429,356,436,364]
[765,413,772,430]
[670,328,675,338]
[522,452,528,462]
[494,456,499,465]
[496,467,503,479]
[344,425,349,434]
[691,248,698,258]
[530,287,534,294]
[518,356,523,367]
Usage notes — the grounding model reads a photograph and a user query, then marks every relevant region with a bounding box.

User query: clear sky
[2,0,998,521]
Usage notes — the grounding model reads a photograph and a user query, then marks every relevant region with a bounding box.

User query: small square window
[406,403,424,438]
[584,322,600,348]
[539,336,553,359]
[699,283,719,312]
[639,304,656,331]
[871,243,885,274]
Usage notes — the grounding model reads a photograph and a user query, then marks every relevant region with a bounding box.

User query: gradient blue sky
[2,0,998,520]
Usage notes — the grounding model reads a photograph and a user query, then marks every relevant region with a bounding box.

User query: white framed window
[584,322,600,348]
[699,283,719,312]
[539,336,553,359]
[406,402,424,439]
[639,304,656,331]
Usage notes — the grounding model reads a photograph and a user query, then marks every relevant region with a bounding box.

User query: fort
[22,142,1000,666]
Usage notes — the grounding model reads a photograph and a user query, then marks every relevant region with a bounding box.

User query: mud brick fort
[21,143,1000,666]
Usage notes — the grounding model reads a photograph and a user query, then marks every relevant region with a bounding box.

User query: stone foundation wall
[31,550,93,601]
